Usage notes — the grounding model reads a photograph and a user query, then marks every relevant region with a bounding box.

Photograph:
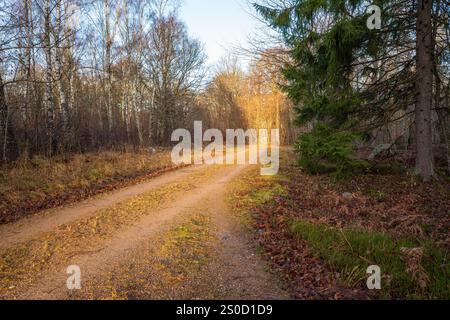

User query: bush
[295,124,367,179]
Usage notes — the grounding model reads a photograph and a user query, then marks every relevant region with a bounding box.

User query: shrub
[295,124,367,179]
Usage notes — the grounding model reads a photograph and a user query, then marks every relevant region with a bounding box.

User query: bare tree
[43,0,56,155]
[0,0,209,158]
[146,13,206,144]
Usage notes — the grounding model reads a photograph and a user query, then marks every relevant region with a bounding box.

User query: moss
[252,184,287,205]
[365,188,388,201]
[156,214,213,283]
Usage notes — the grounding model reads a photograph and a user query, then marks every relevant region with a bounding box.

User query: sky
[179,0,262,67]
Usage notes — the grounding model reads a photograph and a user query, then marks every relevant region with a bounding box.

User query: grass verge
[291,220,450,299]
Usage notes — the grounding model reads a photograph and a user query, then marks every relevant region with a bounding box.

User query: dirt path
[0,165,205,251]
[0,163,288,300]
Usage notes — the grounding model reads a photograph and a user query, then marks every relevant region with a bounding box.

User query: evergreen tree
[255,0,449,180]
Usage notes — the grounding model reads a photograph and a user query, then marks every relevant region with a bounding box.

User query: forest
[0,0,296,161]
[0,0,448,302]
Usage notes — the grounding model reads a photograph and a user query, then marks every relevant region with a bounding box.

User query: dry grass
[0,165,223,298]
[0,149,179,224]
[79,213,215,300]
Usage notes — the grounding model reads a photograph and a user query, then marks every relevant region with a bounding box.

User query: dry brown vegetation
[0,149,179,224]
[229,149,449,300]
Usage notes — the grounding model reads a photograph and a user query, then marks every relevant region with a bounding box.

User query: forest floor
[229,148,449,300]
[0,148,448,300]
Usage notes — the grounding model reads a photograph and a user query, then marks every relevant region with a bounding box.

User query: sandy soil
[0,163,288,300]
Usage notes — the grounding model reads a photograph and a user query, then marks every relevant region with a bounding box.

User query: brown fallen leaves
[281,167,450,249]
[400,247,429,289]
[231,149,449,300]
[252,193,372,300]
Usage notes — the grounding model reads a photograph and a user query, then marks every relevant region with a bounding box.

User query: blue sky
[180,0,261,66]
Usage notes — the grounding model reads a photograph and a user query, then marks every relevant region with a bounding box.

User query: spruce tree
[255,0,449,180]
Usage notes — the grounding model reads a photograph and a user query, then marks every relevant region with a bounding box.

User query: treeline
[255,0,450,180]
[0,0,206,160]
[0,0,296,163]
[199,54,299,145]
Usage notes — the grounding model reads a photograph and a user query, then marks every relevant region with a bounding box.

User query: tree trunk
[0,70,9,162]
[55,0,68,131]
[439,85,450,174]
[133,80,143,146]
[149,89,154,143]
[415,0,435,181]
[66,0,76,115]
[103,0,113,138]
[44,0,56,156]
[24,0,33,133]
